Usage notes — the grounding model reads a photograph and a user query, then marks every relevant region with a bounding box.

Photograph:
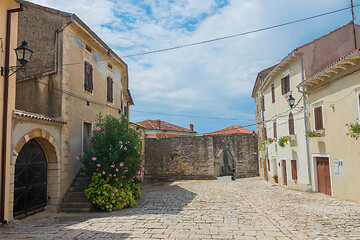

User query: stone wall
[145,134,258,181]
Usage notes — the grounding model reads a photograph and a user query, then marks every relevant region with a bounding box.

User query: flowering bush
[80,113,144,211]
[85,174,136,211]
[346,119,360,140]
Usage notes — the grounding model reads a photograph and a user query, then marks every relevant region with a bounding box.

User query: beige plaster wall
[0,0,20,222]
[306,67,360,202]
[262,59,311,192]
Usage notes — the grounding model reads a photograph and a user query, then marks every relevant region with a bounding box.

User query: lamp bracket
[1,65,25,77]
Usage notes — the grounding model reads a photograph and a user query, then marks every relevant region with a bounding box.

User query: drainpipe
[1,4,24,224]
[296,56,312,188]
[260,90,268,181]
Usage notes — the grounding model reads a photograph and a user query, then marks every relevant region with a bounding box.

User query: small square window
[85,44,92,53]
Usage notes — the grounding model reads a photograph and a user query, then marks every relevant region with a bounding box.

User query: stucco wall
[305,66,360,202]
[144,134,258,181]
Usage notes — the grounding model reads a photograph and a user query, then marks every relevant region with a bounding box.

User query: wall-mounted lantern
[1,41,33,77]
[287,94,295,108]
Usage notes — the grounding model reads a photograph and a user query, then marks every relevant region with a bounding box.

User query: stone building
[11,1,133,219]
[137,119,196,138]
[253,21,360,201]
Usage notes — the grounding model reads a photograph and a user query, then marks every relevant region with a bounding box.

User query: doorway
[316,157,331,195]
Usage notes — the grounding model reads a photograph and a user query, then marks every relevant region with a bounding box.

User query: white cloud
[30,0,352,134]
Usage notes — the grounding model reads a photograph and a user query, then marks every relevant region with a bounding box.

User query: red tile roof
[204,125,253,136]
[13,109,67,124]
[136,120,196,133]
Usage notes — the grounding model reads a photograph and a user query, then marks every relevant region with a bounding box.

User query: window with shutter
[273,122,277,139]
[262,96,265,112]
[291,160,297,180]
[281,75,290,95]
[289,112,295,135]
[271,84,275,103]
[264,126,267,140]
[107,77,113,103]
[84,61,93,93]
[314,106,324,130]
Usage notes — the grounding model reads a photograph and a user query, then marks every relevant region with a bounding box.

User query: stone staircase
[60,170,93,213]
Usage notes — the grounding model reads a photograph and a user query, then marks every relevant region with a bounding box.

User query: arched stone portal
[215,148,235,177]
[11,129,61,219]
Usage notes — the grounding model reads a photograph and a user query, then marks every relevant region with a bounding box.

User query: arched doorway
[13,139,47,218]
[218,149,235,176]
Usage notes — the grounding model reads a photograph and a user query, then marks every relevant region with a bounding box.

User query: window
[314,105,324,130]
[261,96,265,111]
[124,105,128,116]
[108,63,113,70]
[281,74,290,95]
[83,122,92,152]
[107,77,113,103]
[84,61,93,93]
[85,44,92,53]
[291,160,297,180]
[264,126,267,140]
[289,112,295,135]
[271,84,275,103]
[267,158,271,172]
[273,122,277,139]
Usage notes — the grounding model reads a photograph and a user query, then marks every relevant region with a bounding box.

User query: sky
[31,0,355,135]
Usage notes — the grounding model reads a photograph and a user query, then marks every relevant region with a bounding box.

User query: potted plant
[259,140,265,150]
[273,175,278,183]
[346,119,360,140]
[267,138,274,144]
[278,136,288,148]
[306,130,318,138]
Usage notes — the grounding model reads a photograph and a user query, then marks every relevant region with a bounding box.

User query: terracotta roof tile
[136,120,196,133]
[204,125,253,136]
[13,109,67,124]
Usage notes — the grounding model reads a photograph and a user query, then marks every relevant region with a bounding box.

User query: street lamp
[287,94,295,108]
[252,131,256,137]
[1,41,33,76]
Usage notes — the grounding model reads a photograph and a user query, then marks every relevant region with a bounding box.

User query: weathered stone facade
[145,134,258,181]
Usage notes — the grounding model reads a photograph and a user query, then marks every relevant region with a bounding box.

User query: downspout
[260,90,268,181]
[296,56,312,188]
[1,4,24,224]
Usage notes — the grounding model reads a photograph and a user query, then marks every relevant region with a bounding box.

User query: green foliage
[273,175,278,180]
[306,130,317,138]
[85,174,138,211]
[346,120,360,140]
[267,138,274,144]
[259,141,265,150]
[277,136,288,148]
[130,183,141,199]
[80,113,144,183]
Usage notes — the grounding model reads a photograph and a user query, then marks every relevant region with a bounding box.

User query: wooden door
[316,157,331,195]
[281,160,287,186]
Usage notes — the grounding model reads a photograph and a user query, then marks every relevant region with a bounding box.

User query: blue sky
[32,0,355,135]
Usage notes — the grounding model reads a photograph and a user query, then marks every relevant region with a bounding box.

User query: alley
[0,177,359,239]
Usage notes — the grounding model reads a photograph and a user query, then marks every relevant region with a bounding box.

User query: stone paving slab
[0,177,359,239]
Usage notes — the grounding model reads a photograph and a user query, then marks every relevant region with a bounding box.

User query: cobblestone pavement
[0,177,359,239]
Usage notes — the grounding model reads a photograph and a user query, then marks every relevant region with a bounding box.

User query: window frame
[273,121,277,139]
[84,61,93,93]
[82,121,92,152]
[106,76,113,103]
[313,103,324,131]
[291,159,298,180]
[288,112,295,135]
[281,74,290,95]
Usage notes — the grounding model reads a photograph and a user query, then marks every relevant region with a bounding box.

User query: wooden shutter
[289,112,295,135]
[281,77,285,95]
[314,106,323,130]
[291,160,297,180]
[267,158,271,171]
[273,122,277,138]
[271,84,275,103]
[84,61,93,93]
[261,96,265,111]
[107,77,113,103]
[285,75,290,94]
[264,126,267,140]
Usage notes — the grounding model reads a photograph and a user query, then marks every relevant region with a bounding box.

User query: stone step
[70,186,88,192]
[77,176,91,181]
[61,202,92,209]
[60,207,92,213]
[67,191,87,198]
[63,196,91,203]
[74,181,90,187]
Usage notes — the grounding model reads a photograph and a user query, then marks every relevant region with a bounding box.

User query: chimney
[190,124,194,132]
[157,119,161,128]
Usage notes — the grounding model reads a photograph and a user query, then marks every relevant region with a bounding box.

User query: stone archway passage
[13,139,47,219]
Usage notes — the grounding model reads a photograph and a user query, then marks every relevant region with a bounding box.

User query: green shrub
[130,183,141,199]
[85,174,137,211]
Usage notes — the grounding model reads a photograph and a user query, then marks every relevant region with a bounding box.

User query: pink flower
[76,156,80,160]
[109,148,111,150]
[102,171,105,175]
[120,162,124,167]
[106,205,109,209]
[97,164,101,167]
[92,157,97,161]
[141,167,145,171]
[137,171,141,174]
[119,141,122,144]
[116,168,119,172]
[111,194,114,197]
[111,165,114,168]
[109,174,112,177]
[124,147,127,150]
[95,126,101,131]
[124,116,128,120]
